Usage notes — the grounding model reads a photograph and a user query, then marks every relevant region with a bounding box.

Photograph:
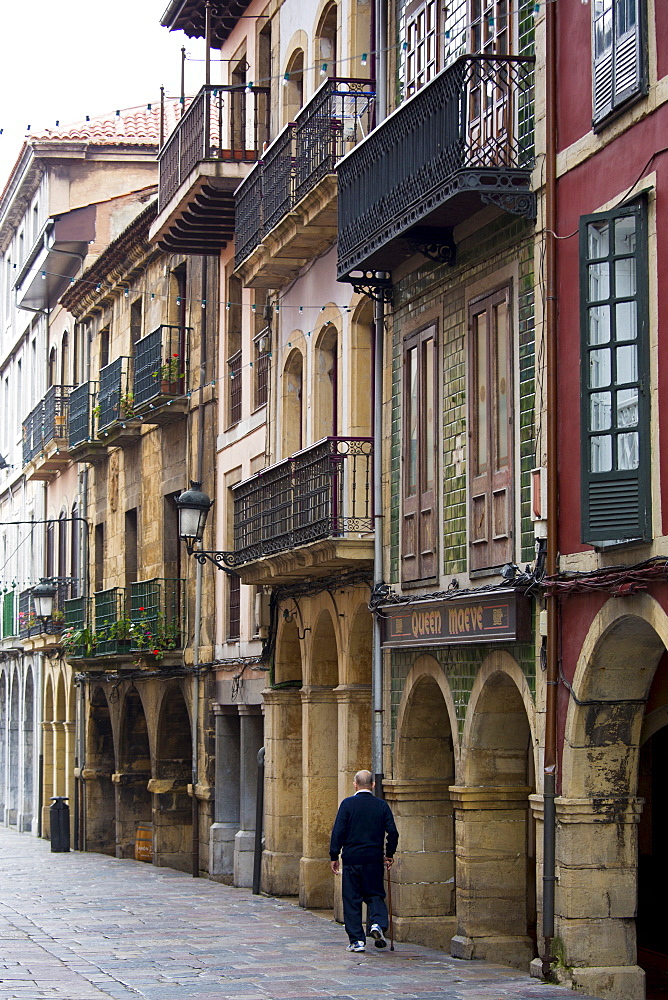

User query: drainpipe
[542,0,558,977]
[371,0,388,796]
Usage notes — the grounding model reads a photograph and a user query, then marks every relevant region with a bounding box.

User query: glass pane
[616,343,637,384]
[615,257,636,297]
[591,434,612,472]
[589,304,611,344]
[476,313,488,474]
[616,387,638,428]
[590,391,611,431]
[423,338,435,490]
[589,261,609,301]
[615,301,637,342]
[494,302,509,469]
[407,347,418,495]
[588,218,609,258]
[614,214,636,253]
[617,431,639,470]
[589,347,611,388]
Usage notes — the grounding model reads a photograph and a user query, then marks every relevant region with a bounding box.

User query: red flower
[173,353,179,358]
[139,607,145,611]
[152,649,160,656]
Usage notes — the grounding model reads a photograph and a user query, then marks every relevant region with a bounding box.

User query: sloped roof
[30,100,185,148]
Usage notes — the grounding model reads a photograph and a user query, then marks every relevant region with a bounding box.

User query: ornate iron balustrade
[134,325,190,406]
[234,78,375,268]
[337,54,535,279]
[2,589,15,638]
[19,577,76,639]
[22,385,73,465]
[158,84,271,210]
[129,578,184,655]
[68,382,96,447]
[230,436,374,565]
[98,358,132,431]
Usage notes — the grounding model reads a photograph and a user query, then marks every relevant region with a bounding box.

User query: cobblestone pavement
[0,827,597,1000]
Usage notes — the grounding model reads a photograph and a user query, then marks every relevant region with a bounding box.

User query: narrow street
[0,828,596,1000]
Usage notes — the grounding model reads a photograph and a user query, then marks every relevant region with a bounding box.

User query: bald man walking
[330,770,399,953]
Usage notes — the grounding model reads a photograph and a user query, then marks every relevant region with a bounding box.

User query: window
[592,0,644,126]
[402,324,437,582]
[228,575,241,640]
[580,198,649,543]
[402,0,438,98]
[468,287,513,571]
[254,328,271,410]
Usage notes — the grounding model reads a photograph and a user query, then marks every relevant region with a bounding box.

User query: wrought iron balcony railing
[68,382,96,448]
[62,596,91,657]
[97,358,133,431]
[234,78,375,268]
[337,54,535,279]
[17,578,73,638]
[134,325,190,406]
[22,385,73,466]
[129,578,184,655]
[158,84,271,210]
[229,436,373,566]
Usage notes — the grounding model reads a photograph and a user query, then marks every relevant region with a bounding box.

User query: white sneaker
[346,940,366,952]
[370,924,387,948]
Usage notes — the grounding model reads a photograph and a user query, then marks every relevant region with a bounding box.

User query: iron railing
[129,578,184,655]
[22,385,73,465]
[97,358,132,431]
[2,589,15,638]
[159,84,271,210]
[337,54,534,278]
[68,382,96,448]
[134,325,190,406]
[230,436,374,565]
[62,597,91,657]
[19,577,76,639]
[234,78,375,267]
[94,587,128,656]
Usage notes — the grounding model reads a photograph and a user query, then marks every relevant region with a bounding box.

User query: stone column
[262,688,302,896]
[332,685,371,920]
[41,720,54,838]
[550,796,644,1000]
[234,706,264,888]
[300,685,338,909]
[63,721,75,805]
[52,721,66,797]
[384,779,456,950]
[209,706,240,877]
[450,785,535,969]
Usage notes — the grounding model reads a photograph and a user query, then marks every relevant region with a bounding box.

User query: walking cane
[387,866,394,951]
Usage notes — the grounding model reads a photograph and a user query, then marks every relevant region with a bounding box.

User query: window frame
[592,0,647,129]
[579,195,650,545]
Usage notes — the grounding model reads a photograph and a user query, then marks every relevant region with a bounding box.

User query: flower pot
[161,379,180,395]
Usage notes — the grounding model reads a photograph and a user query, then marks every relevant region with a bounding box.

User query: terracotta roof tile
[31,99,187,147]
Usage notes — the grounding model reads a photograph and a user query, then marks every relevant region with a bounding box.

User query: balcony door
[468,0,514,162]
[402,324,437,583]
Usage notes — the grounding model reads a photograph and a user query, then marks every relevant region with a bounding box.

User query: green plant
[92,403,101,419]
[119,392,135,418]
[131,607,181,660]
[152,354,184,383]
[61,625,97,656]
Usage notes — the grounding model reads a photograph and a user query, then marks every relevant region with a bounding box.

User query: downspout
[371,0,388,796]
[542,0,558,977]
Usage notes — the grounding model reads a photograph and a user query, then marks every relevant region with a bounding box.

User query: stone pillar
[63,721,75,803]
[234,707,264,888]
[332,685,371,920]
[262,688,302,896]
[53,721,66,797]
[300,685,338,909]
[549,796,644,1000]
[384,779,456,950]
[209,707,240,877]
[41,720,53,838]
[450,785,535,969]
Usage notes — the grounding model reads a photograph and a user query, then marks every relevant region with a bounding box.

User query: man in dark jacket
[330,769,399,952]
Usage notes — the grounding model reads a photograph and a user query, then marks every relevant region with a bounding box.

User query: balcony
[67,382,107,463]
[22,385,73,480]
[336,55,535,281]
[234,78,375,288]
[228,437,374,585]
[150,84,270,255]
[133,325,190,425]
[18,579,73,643]
[63,579,184,663]
[96,358,141,447]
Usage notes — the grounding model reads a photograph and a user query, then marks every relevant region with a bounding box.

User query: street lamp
[32,578,57,622]
[175,482,238,576]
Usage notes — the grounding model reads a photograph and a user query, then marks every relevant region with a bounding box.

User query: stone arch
[0,671,6,821]
[350,297,373,437]
[116,687,152,859]
[345,600,372,686]
[274,616,303,686]
[313,322,339,440]
[388,654,458,950]
[314,0,338,82]
[22,669,34,831]
[307,607,339,687]
[54,673,67,799]
[42,675,54,836]
[8,670,19,826]
[154,682,192,871]
[86,685,116,855]
[283,42,306,123]
[453,652,537,969]
[282,346,303,457]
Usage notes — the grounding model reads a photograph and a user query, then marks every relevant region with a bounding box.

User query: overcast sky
[0,1,207,188]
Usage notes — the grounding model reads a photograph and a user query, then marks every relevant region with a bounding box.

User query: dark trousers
[342,861,388,943]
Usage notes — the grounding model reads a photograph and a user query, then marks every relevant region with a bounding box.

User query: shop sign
[381,590,531,647]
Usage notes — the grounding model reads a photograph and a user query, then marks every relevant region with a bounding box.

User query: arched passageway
[154,683,192,872]
[85,686,116,855]
[0,673,6,822]
[8,673,19,826]
[116,688,152,859]
[22,670,34,831]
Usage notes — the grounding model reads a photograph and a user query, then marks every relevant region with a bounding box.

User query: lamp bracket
[190,548,241,577]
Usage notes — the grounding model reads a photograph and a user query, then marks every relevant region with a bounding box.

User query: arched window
[60,332,69,387]
[314,324,338,440]
[283,48,305,123]
[70,502,80,599]
[315,3,338,79]
[48,347,57,388]
[282,348,303,456]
